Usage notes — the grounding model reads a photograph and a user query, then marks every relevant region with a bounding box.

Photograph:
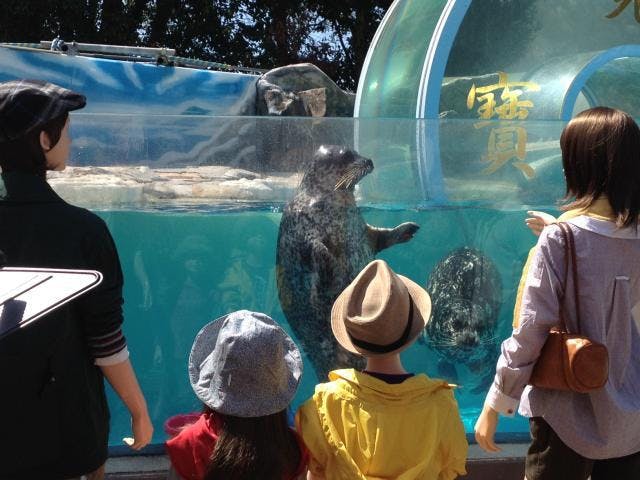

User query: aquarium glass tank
[48,113,570,447]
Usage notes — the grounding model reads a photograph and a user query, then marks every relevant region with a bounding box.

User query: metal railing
[0,41,267,75]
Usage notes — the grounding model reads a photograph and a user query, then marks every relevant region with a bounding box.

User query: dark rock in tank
[257,63,355,118]
[276,145,419,380]
[422,247,502,391]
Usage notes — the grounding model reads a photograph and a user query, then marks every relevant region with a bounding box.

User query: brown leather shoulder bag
[529,222,609,393]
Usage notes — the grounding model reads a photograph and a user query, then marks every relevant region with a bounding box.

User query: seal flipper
[310,238,333,265]
[368,222,420,253]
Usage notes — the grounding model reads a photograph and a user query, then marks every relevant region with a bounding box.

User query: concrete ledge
[105,444,527,479]
[465,444,526,479]
[105,455,168,479]
[466,458,524,480]
[107,475,166,480]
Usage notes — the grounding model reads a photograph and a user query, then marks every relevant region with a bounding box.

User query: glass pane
[40,115,574,444]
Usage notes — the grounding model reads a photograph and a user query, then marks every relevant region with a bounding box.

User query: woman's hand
[474,404,501,453]
[525,210,557,237]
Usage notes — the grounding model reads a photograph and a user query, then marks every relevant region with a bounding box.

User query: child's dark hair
[560,106,640,227]
[0,113,68,178]
[204,408,301,480]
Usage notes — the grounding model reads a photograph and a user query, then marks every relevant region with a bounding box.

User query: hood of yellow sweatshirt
[328,368,453,404]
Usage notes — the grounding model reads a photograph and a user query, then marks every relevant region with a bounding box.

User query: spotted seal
[421,247,502,393]
[276,145,419,380]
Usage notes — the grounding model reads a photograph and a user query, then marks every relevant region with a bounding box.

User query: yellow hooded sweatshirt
[296,369,468,480]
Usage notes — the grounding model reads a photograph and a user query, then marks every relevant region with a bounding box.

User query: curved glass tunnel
[357,0,640,120]
[355,0,640,204]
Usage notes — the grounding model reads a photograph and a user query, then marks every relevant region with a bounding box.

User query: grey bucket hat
[189,310,303,417]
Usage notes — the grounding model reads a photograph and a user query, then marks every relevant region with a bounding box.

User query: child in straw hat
[166,310,308,480]
[296,259,467,479]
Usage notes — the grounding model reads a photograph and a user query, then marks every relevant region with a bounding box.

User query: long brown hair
[560,106,640,227]
[0,113,68,178]
[204,408,302,480]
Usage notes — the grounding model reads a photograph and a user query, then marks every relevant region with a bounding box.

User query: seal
[421,247,502,393]
[276,145,419,380]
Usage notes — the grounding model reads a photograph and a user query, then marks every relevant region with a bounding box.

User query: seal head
[300,145,373,194]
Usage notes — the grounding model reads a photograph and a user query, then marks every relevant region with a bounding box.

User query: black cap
[0,79,86,143]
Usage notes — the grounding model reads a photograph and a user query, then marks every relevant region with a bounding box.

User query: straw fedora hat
[331,259,431,356]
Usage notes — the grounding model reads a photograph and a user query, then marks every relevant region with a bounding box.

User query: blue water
[99,205,548,447]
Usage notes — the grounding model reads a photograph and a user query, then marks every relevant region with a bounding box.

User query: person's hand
[474,404,501,453]
[525,210,557,237]
[124,412,154,450]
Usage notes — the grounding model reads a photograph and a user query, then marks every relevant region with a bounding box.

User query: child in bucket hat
[296,259,468,480]
[166,310,308,480]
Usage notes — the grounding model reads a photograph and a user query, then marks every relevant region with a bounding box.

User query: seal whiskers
[334,164,370,190]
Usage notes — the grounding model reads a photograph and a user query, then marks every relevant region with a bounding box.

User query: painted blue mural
[0,46,258,116]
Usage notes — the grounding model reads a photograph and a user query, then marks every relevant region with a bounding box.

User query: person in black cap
[0,79,153,479]
[0,79,85,175]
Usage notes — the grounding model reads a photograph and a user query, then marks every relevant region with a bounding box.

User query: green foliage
[0,0,393,90]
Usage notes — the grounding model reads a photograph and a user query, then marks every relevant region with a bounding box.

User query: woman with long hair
[474,106,640,479]
[166,310,307,480]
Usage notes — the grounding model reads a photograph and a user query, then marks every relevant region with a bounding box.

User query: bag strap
[556,223,570,333]
[557,222,581,334]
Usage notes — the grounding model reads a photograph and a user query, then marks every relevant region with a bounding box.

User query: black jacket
[0,172,124,479]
